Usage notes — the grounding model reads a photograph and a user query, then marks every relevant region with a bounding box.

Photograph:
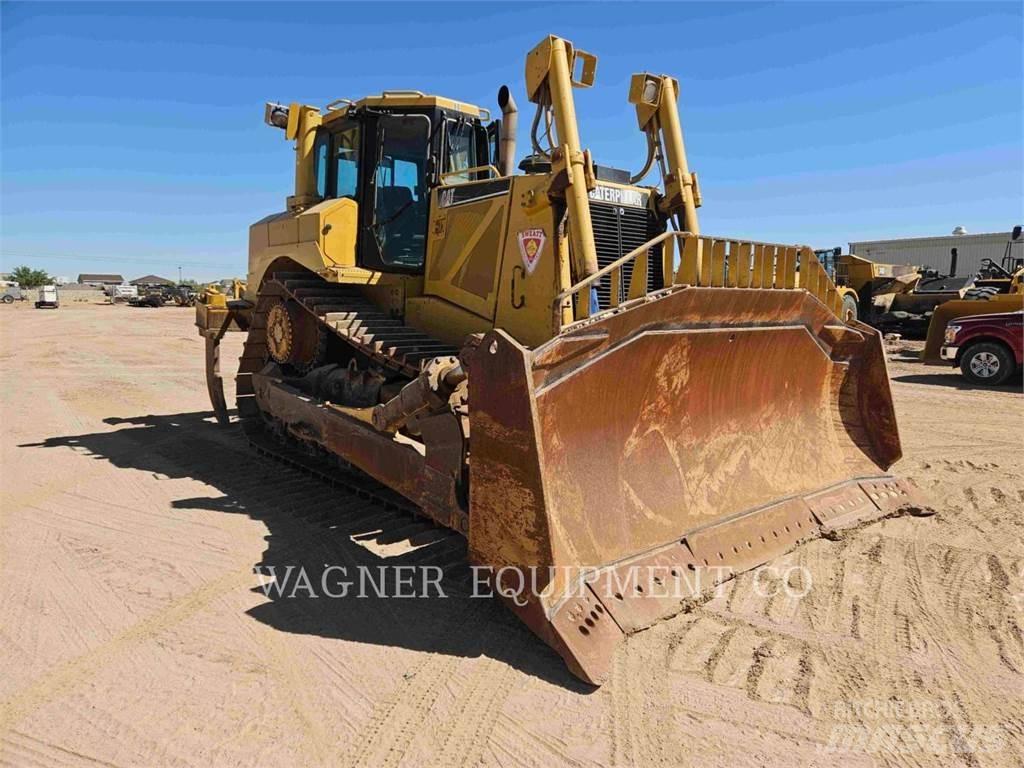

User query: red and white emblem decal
[517,228,546,274]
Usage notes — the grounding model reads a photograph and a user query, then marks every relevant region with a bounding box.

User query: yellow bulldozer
[196,35,923,685]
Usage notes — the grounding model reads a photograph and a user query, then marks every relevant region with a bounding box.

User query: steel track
[233,269,469,572]
[242,418,469,572]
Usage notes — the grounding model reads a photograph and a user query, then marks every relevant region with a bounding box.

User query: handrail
[553,230,685,306]
[439,165,503,183]
[552,232,844,329]
[375,91,490,120]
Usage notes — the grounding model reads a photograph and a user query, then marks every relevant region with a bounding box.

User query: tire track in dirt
[712,618,806,711]
[618,613,838,763]
[702,626,739,683]
[609,640,635,767]
[612,619,705,767]
[249,623,336,768]
[1,729,123,768]
[425,616,527,768]
[0,567,254,733]
[798,529,1020,764]
[340,597,494,768]
[745,639,774,699]
[611,641,662,767]
[982,554,1021,675]
[679,512,1024,757]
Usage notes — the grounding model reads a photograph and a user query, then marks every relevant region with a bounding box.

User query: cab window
[313,131,329,198]
[311,123,360,201]
[445,121,477,184]
[334,123,360,199]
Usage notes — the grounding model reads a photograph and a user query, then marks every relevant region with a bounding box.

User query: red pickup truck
[940,310,1023,386]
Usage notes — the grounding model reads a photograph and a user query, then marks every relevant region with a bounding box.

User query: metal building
[849,230,1021,278]
[77,273,125,287]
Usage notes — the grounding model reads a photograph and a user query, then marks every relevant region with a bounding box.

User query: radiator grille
[588,200,664,309]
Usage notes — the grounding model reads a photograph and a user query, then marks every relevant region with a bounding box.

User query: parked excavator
[196,35,923,684]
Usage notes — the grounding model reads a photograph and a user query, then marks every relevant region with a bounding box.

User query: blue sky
[2,2,1021,282]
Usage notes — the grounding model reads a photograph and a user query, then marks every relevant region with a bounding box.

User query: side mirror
[1012,225,1022,241]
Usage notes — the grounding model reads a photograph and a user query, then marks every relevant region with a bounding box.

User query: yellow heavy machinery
[812,247,983,333]
[922,227,1024,364]
[197,35,922,684]
[808,248,862,320]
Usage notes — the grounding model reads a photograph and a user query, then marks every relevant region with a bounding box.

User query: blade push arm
[524,35,600,280]
[629,74,702,234]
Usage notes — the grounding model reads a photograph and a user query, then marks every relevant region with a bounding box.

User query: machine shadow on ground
[20,411,593,692]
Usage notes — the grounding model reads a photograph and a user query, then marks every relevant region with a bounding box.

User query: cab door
[358,113,433,274]
[423,119,510,320]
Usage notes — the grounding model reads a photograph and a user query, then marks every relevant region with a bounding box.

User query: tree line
[6,266,53,287]
[5,266,203,288]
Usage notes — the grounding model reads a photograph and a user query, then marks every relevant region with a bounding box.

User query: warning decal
[517,228,546,275]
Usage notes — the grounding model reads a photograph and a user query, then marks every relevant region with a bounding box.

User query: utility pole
[178,265,182,284]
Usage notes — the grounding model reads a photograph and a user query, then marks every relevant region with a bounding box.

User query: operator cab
[813,247,846,285]
[310,93,499,275]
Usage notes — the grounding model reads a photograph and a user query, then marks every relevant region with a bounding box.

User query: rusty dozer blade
[465,276,922,685]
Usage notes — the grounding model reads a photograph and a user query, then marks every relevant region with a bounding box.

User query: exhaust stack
[949,247,958,277]
[497,86,518,177]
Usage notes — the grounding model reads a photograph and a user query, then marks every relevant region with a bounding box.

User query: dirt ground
[1,302,1022,768]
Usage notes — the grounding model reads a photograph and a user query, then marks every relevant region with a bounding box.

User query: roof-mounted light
[264,102,290,130]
